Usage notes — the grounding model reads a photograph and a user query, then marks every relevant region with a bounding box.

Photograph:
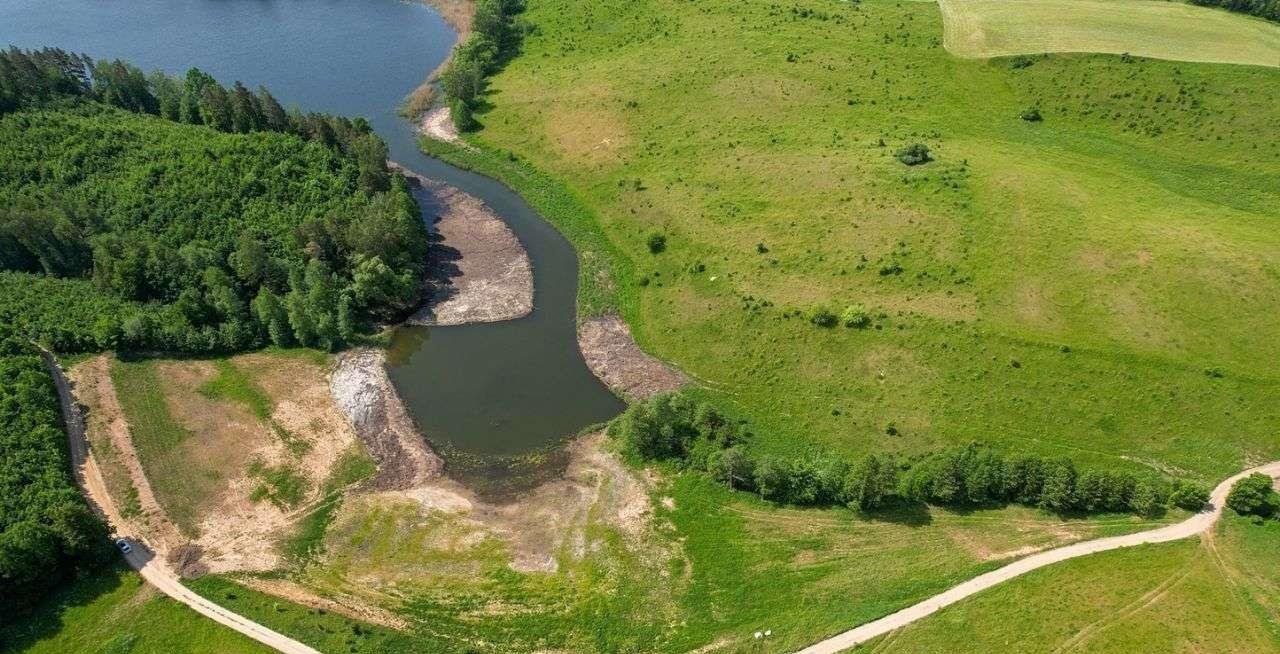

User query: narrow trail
[792,460,1280,654]
[44,352,323,654]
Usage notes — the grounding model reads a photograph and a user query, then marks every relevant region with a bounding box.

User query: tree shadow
[861,500,933,527]
[0,563,134,650]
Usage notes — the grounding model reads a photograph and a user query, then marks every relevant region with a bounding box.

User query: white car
[115,538,132,555]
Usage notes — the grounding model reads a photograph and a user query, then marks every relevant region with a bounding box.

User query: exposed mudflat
[330,347,444,489]
[578,314,688,401]
[391,161,533,326]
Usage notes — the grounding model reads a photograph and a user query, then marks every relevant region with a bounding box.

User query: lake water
[2,0,624,461]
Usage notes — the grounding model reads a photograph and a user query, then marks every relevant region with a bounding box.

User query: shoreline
[391,161,533,326]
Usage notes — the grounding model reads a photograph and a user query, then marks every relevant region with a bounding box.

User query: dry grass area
[938,0,1280,67]
[87,351,364,573]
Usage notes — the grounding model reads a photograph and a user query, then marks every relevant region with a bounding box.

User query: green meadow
[851,514,1280,652]
[453,0,1280,481]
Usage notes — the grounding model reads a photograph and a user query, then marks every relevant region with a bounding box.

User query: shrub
[807,305,838,328]
[1020,107,1043,122]
[646,232,667,254]
[1226,473,1277,517]
[1170,481,1210,511]
[895,143,931,166]
[840,304,871,328]
[843,454,899,511]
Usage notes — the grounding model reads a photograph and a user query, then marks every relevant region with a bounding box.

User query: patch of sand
[330,348,444,489]
[390,161,533,326]
[578,314,688,402]
[418,105,466,145]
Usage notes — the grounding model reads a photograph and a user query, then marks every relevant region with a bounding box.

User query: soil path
[791,460,1280,654]
[45,351,323,654]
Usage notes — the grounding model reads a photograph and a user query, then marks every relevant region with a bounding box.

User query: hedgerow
[611,392,1200,517]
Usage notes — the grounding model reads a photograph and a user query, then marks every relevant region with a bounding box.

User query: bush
[840,304,871,328]
[1020,107,1043,122]
[1226,473,1277,517]
[646,232,667,254]
[807,305,838,328]
[1170,481,1210,511]
[895,143,931,166]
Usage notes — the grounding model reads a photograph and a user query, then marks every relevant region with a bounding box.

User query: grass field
[260,471,1171,653]
[939,0,1280,67]
[452,0,1280,482]
[0,567,273,654]
[850,515,1280,652]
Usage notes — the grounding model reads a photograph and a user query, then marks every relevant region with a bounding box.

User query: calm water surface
[2,0,623,459]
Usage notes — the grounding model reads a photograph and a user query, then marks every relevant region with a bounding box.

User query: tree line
[0,326,109,619]
[1189,0,1280,22]
[610,393,1212,517]
[440,0,528,131]
[0,48,429,354]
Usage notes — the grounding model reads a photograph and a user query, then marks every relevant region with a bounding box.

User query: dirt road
[44,352,323,654]
[791,460,1280,654]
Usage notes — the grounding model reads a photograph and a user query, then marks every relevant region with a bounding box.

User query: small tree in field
[895,143,931,166]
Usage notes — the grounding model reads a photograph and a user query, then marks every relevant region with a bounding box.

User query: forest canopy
[0,47,428,353]
[0,327,108,619]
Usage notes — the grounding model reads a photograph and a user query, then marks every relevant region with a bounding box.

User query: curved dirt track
[792,460,1280,654]
[45,352,322,654]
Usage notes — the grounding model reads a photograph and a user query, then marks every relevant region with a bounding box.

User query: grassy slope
[264,470,1171,653]
[0,567,272,654]
[850,515,1280,652]
[464,0,1280,480]
[939,0,1280,66]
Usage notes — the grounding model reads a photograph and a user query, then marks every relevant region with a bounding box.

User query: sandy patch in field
[157,356,359,573]
[578,314,688,402]
[542,104,631,165]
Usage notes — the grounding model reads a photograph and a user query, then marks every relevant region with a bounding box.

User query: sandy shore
[391,161,533,326]
[579,314,688,401]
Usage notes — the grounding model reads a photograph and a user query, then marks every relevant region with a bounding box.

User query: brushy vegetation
[0,47,428,354]
[611,392,1201,517]
[439,0,528,130]
[1227,473,1279,520]
[0,326,108,622]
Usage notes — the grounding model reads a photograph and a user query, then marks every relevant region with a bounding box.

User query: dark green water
[2,0,624,459]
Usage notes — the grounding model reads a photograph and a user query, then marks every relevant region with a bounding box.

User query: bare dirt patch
[330,348,444,490]
[418,105,465,145]
[392,162,533,326]
[578,314,687,402]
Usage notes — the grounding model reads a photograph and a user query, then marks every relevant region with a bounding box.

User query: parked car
[115,538,132,555]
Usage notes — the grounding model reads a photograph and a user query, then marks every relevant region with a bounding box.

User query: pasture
[463,0,1280,481]
[851,515,1280,652]
[939,0,1280,67]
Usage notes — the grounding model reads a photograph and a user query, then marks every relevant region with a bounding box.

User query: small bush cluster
[1020,106,1043,122]
[1226,473,1278,519]
[611,392,1208,517]
[895,143,931,166]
